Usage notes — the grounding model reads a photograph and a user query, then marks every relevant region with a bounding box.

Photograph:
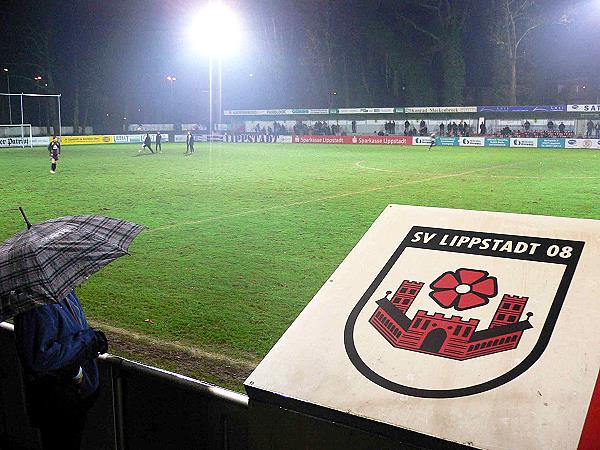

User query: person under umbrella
[13,289,108,450]
[1,210,143,450]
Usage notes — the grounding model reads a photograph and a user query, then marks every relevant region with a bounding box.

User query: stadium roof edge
[224,105,580,116]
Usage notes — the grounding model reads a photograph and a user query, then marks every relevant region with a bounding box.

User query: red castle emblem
[369,268,533,360]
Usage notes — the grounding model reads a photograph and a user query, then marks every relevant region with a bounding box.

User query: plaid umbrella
[0,215,144,322]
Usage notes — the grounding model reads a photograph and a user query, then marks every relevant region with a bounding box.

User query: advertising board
[478,105,565,113]
[435,137,459,146]
[567,104,600,112]
[564,139,600,149]
[537,138,565,149]
[510,137,538,148]
[459,137,485,147]
[484,137,511,147]
[0,136,50,148]
[61,135,114,145]
[412,136,434,145]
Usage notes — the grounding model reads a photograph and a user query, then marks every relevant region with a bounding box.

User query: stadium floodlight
[3,68,11,124]
[187,3,242,57]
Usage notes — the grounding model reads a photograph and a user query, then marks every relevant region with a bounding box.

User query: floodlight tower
[3,68,12,124]
[166,75,176,123]
[187,1,241,134]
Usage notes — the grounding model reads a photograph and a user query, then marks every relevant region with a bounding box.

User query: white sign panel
[564,139,600,149]
[0,136,49,148]
[510,137,538,148]
[459,137,485,147]
[412,136,433,145]
[405,106,477,114]
[246,205,600,450]
[567,104,600,112]
[337,108,395,114]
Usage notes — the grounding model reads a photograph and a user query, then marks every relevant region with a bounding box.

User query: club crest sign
[345,226,583,398]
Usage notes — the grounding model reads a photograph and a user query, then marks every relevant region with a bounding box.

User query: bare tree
[396,0,472,106]
[490,0,568,105]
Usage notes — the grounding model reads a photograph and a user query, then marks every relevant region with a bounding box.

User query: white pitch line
[147,161,518,233]
[354,161,600,179]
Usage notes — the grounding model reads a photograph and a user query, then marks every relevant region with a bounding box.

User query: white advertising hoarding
[459,137,485,147]
[412,136,433,145]
[405,106,477,114]
[0,136,49,148]
[567,104,600,112]
[510,137,538,148]
[564,139,600,149]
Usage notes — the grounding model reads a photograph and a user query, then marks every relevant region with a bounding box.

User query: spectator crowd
[494,120,574,139]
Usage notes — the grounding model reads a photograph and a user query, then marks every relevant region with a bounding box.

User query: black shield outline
[344,226,584,398]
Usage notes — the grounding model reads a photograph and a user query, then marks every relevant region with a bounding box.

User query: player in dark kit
[48,136,61,174]
[141,133,154,154]
[185,131,194,155]
[156,131,162,153]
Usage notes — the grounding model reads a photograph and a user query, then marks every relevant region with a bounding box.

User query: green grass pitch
[1,142,600,387]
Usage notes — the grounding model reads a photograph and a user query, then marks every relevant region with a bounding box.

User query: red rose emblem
[429,268,497,311]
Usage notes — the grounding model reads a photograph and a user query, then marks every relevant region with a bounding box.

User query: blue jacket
[14,291,100,399]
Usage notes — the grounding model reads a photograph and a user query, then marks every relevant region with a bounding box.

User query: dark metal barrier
[0,322,249,450]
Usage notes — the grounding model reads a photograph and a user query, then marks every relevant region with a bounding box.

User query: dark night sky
[1,0,600,130]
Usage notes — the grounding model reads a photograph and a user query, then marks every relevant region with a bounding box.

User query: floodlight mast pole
[58,94,62,139]
[20,93,24,148]
[3,69,12,124]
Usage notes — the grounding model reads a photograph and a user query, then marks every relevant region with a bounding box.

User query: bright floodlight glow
[188,3,241,57]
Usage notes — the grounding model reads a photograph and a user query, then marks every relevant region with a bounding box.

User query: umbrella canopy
[0,215,143,322]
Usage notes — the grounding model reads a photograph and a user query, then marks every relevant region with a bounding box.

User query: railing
[0,322,249,450]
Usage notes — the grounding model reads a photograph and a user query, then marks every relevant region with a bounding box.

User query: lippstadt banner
[292,135,412,145]
[246,205,600,450]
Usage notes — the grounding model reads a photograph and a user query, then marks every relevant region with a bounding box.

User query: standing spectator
[351,120,357,134]
[547,120,554,131]
[558,122,566,134]
[596,122,600,139]
[587,120,594,138]
[185,131,194,155]
[419,119,426,131]
[48,136,61,174]
[404,119,410,133]
[14,290,109,450]
[155,131,162,153]
[452,121,458,137]
[392,121,396,134]
[439,122,445,136]
[458,121,464,136]
[479,121,487,135]
[523,120,531,131]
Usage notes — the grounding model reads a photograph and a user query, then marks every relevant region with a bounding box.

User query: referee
[48,136,61,174]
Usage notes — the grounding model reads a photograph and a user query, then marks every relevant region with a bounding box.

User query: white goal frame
[0,123,33,148]
[0,92,62,148]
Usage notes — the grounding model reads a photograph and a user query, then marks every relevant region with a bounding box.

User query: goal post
[0,123,33,148]
[0,93,62,146]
